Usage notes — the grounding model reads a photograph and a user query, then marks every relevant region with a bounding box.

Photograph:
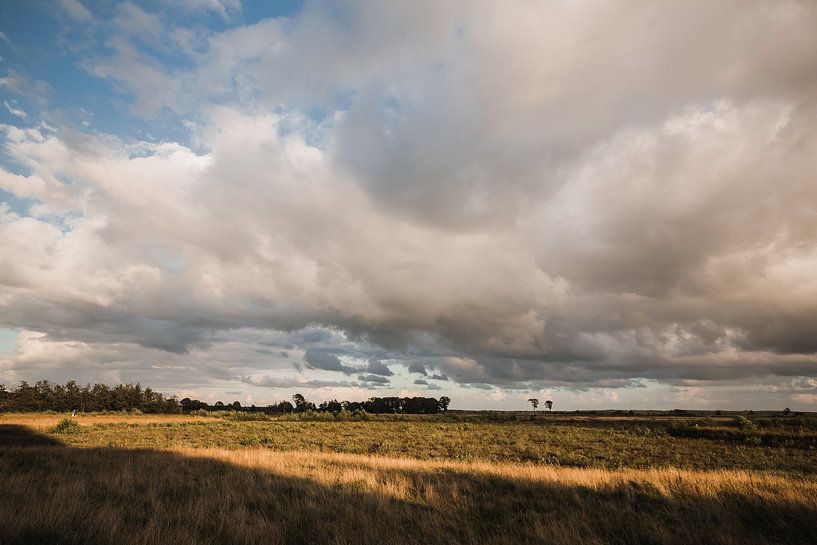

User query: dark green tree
[438,396,451,412]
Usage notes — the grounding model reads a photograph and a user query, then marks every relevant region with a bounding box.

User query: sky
[1,1,817,410]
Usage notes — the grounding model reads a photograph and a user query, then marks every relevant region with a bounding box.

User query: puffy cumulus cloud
[1,0,817,406]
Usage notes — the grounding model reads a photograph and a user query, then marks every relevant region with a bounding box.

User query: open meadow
[2,411,817,544]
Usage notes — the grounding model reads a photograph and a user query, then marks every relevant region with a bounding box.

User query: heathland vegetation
[2,381,817,544]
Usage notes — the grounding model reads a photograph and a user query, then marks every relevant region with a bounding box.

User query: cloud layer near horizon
[2,1,817,406]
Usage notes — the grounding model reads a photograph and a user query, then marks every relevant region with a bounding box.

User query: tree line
[182,393,451,415]
[0,380,181,413]
[0,380,451,415]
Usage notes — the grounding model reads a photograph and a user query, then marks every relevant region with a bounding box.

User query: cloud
[468,384,494,391]
[1,1,817,406]
[242,375,360,389]
[58,0,92,23]
[414,378,441,390]
[3,101,27,119]
[408,363,427,376]
[0,70,26,94]
[364,359,393,376]
[358,374,390,385]
[170,0,241,21]
[303,349,358,375]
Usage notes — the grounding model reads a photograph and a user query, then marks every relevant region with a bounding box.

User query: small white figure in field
[71,409,77,417]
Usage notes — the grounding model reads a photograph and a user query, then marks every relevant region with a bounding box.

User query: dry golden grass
[0,412,214,430]
[1,422,817,545]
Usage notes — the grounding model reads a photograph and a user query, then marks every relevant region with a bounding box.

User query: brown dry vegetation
[1,415,816,544]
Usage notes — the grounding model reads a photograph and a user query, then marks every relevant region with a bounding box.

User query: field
[2,411,817,544]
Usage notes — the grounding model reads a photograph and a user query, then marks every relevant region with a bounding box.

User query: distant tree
[438,396,451,412]
[783,407,792,416]
[180,397,208,412]
[292,393,308,412]
[545,400,553,411]
[528,398,539,412]
[343,400,363,412]
[231,401,241,410]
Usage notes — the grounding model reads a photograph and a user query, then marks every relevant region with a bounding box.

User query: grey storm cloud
[2,0,817,402]
[415,378,441,391]
[364,359,394,377]
[357,374,390,385]
[303,349,357,375]
[408,363,427,376]
[242,375,361,390]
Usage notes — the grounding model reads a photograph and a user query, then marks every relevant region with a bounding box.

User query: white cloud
[3,101,27,119]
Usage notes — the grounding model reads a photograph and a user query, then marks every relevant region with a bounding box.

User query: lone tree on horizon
[438,396,451,412]
[528,398,539,412]
[292,393,307,412]
[545,400,553,411]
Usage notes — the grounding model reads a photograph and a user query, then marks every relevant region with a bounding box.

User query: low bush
[51,418,83,435]
[238,435,261,447]
[734,416,757,433]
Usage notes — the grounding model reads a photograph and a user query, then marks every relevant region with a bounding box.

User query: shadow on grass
[0,424,64,447]
[0,426,815,545]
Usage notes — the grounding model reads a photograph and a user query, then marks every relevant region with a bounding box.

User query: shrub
[734,416,757,433]
[52,418,83,435]
[239,435,261,447]
[225,411,272,422]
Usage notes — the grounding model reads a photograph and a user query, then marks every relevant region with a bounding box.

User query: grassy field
[1,412,816,544]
